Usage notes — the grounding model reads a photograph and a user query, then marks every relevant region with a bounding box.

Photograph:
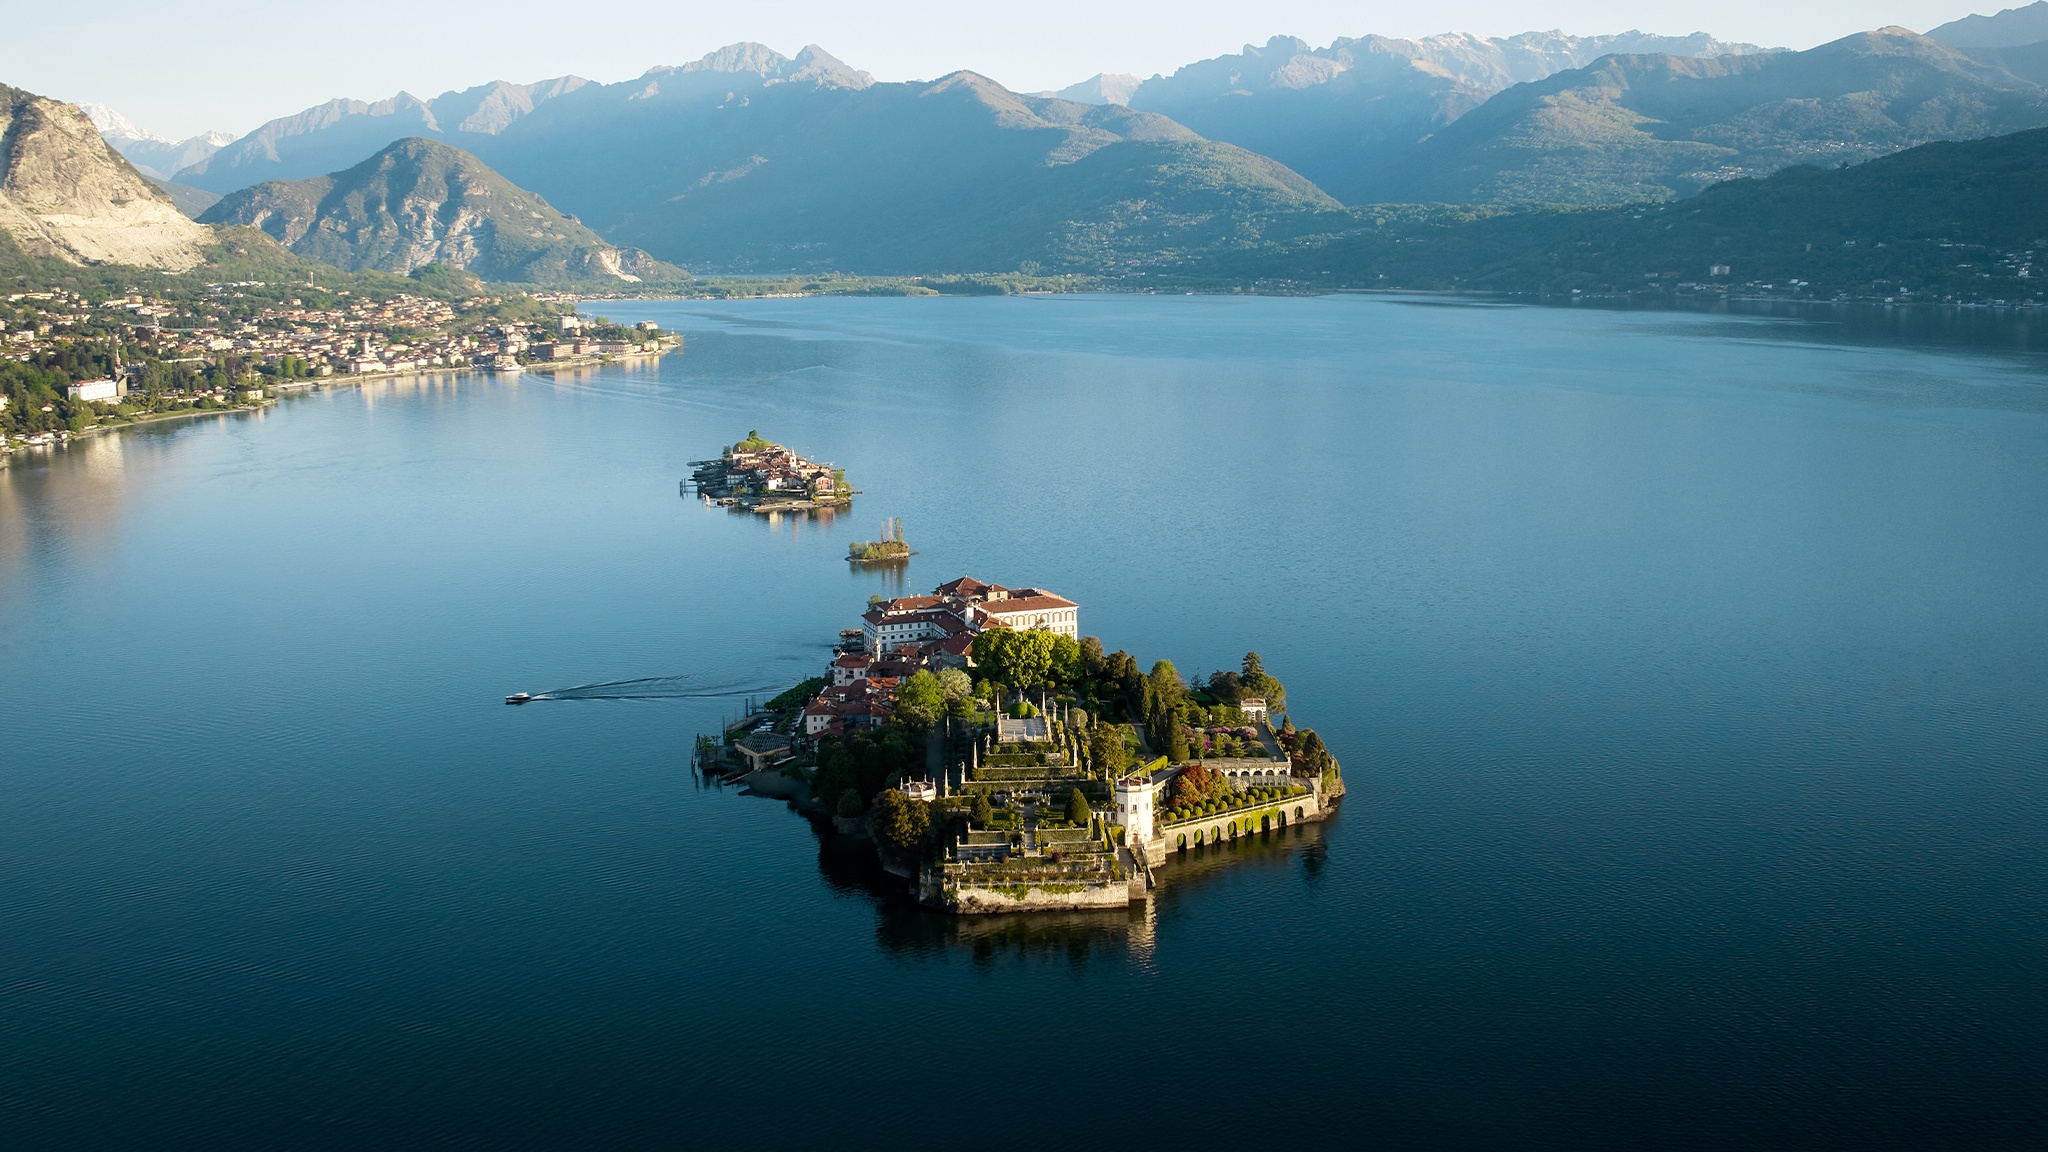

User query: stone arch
[1277,810,1287,827]
[1295,806,1305,820]
[1177,833,1186,850]
[1194,829,1204,845]
[1261,814,1271,833]
[1227,821,1238,839]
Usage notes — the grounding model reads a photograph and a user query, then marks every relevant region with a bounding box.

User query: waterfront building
[861,577,1079,655]
[66,378,119,402]
[971,591,1078,638]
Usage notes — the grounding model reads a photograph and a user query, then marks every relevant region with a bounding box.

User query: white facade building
[972,592,1079,639]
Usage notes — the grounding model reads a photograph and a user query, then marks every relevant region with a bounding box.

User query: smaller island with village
[697,576,1344,914]
[685,431,853,514]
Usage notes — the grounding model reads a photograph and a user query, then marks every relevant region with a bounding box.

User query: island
[696,576,1344,913]
[685,431,852,514]
[847,517,912,563]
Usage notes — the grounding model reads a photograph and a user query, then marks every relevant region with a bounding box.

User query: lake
[3,295,2045,1148]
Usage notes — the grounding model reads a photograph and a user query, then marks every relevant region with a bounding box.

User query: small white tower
[1113,772,1162,846]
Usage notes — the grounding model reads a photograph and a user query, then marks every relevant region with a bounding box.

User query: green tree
[1066,787,1092,826]
[1145,660,1188,757]
[1241,651,1286,709]
[935,667,972,701]
[1080,635,1106,679]
[1165,725,1191,764]
[971,792,995,826]
[1089,723,1130,778]
[836,789,863,818]
[970,628,1013,684]
[1294,728,1339,787]
[1207,670,1243,703]
[1106,649,1138,685]
[1148,660,1184,713]
[872,788,930,853]
[894,669,946,728]
[1047,633,1082,686]
[972,627,1056,691]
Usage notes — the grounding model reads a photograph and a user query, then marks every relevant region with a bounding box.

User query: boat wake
[510,675,777,703]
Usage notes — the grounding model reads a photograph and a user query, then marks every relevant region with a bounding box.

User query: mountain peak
[198,135,675,283]
[679,42,792,75]
[789,45,873,88]
[78,101,163,143]
[1049,73,1142,105]
[652,42,873,89]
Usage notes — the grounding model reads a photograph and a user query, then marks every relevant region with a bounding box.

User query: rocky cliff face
[199,136,675,283]
[1,85,213,270]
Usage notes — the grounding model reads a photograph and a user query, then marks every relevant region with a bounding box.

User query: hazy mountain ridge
[176,76,590,193]
[1,85,215,270]
[1117,29,1777,201]
[1346,27,2048,206]
[1928,2,2048,48]
[583,68,1335,271]
[1204,122,2048,300]
[198,137,680,283]
[37,18,2048,278]
[164,48,1332,273]
[176,45,870,196]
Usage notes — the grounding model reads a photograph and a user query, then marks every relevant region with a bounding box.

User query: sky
[0,0,2007,139]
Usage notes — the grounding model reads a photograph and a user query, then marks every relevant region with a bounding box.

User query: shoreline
[3,344,677,464]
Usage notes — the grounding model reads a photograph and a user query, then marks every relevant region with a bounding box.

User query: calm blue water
[3,295,2045,1148]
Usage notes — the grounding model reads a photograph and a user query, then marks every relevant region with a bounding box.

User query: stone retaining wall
[1145,782,1330,862]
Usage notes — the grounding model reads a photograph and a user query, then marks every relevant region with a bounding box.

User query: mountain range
[199,137,679,282]
[1349,27,2048,206]
[156,46,1336,273]
[1119,30,1777,203]
[33,8,2048,282]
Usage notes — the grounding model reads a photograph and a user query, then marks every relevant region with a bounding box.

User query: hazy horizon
[1,0,2009,140]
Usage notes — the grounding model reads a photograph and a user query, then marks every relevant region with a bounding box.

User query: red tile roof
[981,593,1077,615]
[935,576,1005,599]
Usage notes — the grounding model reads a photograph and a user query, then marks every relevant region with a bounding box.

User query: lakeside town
[699,575,1344,913]
[1,283,677,457]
